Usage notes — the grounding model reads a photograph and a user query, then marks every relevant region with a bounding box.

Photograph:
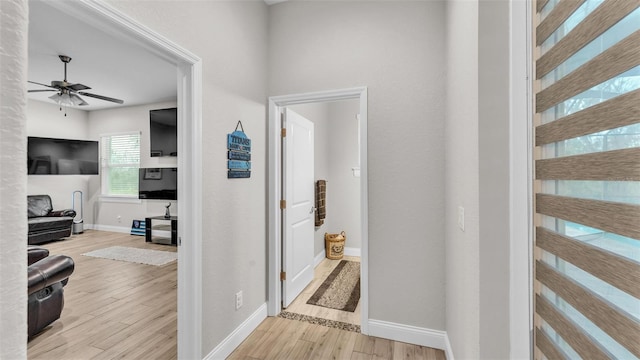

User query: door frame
[43,2,203,358]
[267,87,369,334]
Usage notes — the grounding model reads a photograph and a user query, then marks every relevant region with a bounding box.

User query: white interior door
[282,108,315,308]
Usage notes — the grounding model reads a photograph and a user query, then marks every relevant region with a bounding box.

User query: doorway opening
[281,100,361,328]
[26,1,203,359]
[267,87,369,334]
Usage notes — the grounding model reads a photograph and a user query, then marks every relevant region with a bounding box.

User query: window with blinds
[100,132,141,197]
[533,0,640,359]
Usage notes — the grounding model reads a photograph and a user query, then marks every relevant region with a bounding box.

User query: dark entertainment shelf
[145,216,178,246]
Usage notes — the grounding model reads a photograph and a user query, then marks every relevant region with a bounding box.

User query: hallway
[227,316,446,360]
[283,256,361,328]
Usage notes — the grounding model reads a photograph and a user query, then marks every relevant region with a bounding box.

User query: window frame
[100,131,142,202]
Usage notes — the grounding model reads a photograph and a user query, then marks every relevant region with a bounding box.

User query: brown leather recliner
[28,246,75,338]
[28,195,76,245]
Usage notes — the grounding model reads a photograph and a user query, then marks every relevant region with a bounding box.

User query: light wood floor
[27,230,177,360]
[284,255,361,325]
[227,316,447,360]
[229,256,446,359]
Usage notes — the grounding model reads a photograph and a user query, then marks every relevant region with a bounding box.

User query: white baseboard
[314,247,361,266]
[344,247,361,257]
[203,303,268,360]
[83,224,170,238]
[87,224,130,233]
[445,333,455,360]
[314,251,326,267]
[368,319,447,351]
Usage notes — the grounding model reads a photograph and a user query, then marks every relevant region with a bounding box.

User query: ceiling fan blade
[70,93,88,106]
[67,83,91,91]
[28,80,57,89]
[28,89,57,93]
[78,92,124,104]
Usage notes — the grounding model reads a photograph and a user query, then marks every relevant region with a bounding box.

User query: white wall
[106,1,269,356]
[27,100,93,217]
[0,0,28,357]
[270,1,447,330]
[87,101,178,230]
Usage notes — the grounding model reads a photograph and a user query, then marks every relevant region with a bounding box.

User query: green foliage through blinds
[101,133,140,196]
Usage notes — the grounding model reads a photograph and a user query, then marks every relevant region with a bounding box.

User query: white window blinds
[101,132,140,196]
[533,0,640,359]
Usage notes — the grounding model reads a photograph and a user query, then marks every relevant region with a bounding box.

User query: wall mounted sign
[227,121,251,178]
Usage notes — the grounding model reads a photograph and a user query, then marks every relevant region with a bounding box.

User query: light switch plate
[457,206,465,232]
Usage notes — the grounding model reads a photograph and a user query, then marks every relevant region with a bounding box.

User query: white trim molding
[314,247,361,266]
[314,251,326,267]
[86,225,169,240]
[368,319,448,352]
[509,0,533,358]
[87,224,129,234]
[203,304,268,360]
[445,334,455,360]
[344,247,361,257]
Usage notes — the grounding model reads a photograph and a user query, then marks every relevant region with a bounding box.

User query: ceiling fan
[28,55,124,114]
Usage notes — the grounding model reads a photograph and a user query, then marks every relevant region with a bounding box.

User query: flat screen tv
[139,167,177,200]
[28,136,99,175]
[150,107,177,157]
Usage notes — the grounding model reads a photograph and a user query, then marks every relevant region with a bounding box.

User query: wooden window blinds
[533,0,640,359]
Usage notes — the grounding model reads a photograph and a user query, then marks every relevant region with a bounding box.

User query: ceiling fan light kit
[49,89,88,105]
[28,55,124,115]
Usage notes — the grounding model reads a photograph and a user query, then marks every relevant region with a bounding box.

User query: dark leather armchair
[28,195,76,245]
[28,246,75,338]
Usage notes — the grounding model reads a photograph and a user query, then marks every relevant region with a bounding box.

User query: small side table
[145,216,178,246]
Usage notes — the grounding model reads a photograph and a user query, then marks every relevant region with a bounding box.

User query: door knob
[310,207,315,214]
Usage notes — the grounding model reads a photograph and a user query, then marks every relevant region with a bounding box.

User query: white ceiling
[28,1,177,111]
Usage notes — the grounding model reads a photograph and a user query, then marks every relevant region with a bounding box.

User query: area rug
[307,260,360,312]
[278,311,361,333]
[82,246,177,266]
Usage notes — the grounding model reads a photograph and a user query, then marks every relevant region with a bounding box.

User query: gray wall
[445,0,512,358]
[445,0,481,357]
[107,1,269,356]
[0,1,521,358]
[270,1,447,330]
[478,0,511,358]
[327,100,361,251]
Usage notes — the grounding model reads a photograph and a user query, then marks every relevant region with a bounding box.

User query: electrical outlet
[117,215,122,223]
[235,291,243,310]
[457,206,465,232]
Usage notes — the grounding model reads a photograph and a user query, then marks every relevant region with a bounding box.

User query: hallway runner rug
[82,246,177,266]
[307,259,360,312]
[278,311,361,333]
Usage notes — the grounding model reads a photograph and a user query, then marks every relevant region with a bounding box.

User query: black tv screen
[150,107,177,157]
[139,167,177,200]
[28,136,99,175]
